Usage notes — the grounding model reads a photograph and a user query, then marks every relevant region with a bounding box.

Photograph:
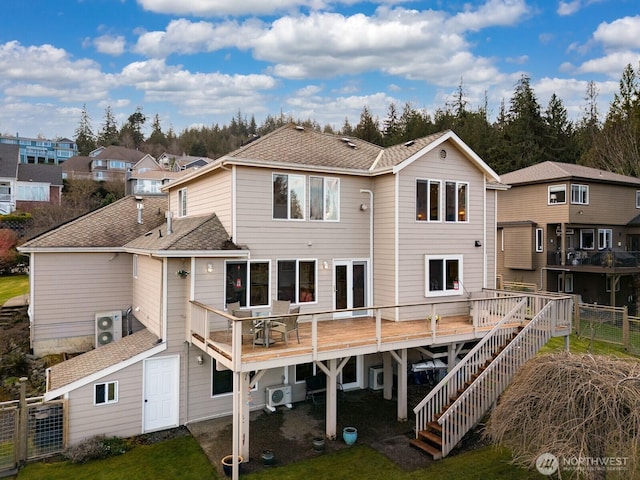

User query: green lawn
[0,275,28,305]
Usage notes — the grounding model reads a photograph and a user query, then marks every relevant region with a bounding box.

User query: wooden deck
[199,315,495,367]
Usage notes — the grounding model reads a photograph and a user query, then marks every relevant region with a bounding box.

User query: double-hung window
[178,188,187,217]
[571,184,589,205]
[277,260,317,304]
[416,179,441,221]
[445,181,468,222]
[310,176,339,221]
[273,173,305,220]
[94,381,118,405]
[598,228,612,250]
[425,255,463,297]
[225,261,270,307]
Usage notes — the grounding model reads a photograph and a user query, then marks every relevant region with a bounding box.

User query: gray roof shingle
[0,144,19,178]
[47,329,160,391]
[17,163,63,185]
[19,196,168,250]
[501,161,640,186]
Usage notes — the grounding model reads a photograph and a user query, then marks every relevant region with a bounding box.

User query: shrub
[63,435,131,463]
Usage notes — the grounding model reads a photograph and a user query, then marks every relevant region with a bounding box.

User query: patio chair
[233,310,262,345]
[270,306,300,345]
[272,299,291,315]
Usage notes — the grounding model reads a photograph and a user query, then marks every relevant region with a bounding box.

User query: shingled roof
[227,124,383,171]
[125,213,239,252]
[47,329,160,392]
[501,161,640,187]
[19,196,168,250]
[0,144,19,178]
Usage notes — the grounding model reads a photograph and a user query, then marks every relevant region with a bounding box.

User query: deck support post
[447,343,458,372]
[382,352,393,400]
[389,349,407,422]
[316,358,342,440]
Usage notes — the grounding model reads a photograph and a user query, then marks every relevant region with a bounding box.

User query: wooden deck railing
[413,294,573,457]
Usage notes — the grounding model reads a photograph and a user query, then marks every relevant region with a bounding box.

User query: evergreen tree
[74,104,96,155]
[120,107,146,149]
[543,93,578,163]
[382,102,401,146]
[147,114,168,156]
[575,80,601,164]
[97,106,119,147]
[353,106,383,145]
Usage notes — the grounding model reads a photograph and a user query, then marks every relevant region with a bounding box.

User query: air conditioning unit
[266,384,292,409]
[369,366,384,391]
[95,311,123,347]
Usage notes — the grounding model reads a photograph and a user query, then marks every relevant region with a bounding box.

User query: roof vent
[347,142,356,149]
[341,137,350,142]
[404,140,415,147]
[295,125,304,131]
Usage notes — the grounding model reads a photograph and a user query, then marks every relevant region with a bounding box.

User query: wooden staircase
[411,293,572,460]
[410,330,519,458]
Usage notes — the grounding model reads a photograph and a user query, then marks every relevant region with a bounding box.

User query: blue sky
[0,0,639,140]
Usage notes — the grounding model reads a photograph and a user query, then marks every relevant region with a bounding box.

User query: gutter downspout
[360,189,373,312]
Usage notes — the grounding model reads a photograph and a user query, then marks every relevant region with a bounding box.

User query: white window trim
[416,179,442,222]
[535,228,544,253]
[570,184,589,205]
[565,274,574,293]
[277,259,318,305]
[636,190,640,209]
[598,228,612,250]
[444,181,469,223]
[94,381,118,405]
[309,176,340,222]
[424,254,464,297]
[548,184,566,205]
[580,229,595,250]
[224,259,271,308]
[133,254,138,279]
[272,173,306,221]
[178,188,187,217]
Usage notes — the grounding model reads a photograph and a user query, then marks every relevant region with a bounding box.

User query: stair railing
[414,297,528,436]
[437,300,557,456]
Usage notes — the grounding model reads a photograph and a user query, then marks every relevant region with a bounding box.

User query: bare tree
[485,353,640,480]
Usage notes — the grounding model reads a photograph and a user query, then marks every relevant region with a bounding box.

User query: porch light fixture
[323,261,329,270]
[360,203,368,211]
[196,355,204,365]
[475,240,482,247]
[207,263,213,273]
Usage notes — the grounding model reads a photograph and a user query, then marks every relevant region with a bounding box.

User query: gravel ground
[187,386,443,476]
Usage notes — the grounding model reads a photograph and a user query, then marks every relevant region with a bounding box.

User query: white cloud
[593,16,640,50]
[449,0,530,32]
[557,1,581,16]
[93,35,126,56]
[137,0,317,17]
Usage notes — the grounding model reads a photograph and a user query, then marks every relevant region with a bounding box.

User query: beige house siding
[31,252,133,355]
[169,168,232,230]
[395,141,489,319]
[486,189,498,289]
[499,183,570,224]
[66,363,144,445]
[234,167,371,312]
[372,174,397,308]
[132,255,163,337]
[503,224,534,270]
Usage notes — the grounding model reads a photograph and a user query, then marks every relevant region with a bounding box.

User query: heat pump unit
[266,384,292,409]
[95,311,123,347]
[369,366,384,391]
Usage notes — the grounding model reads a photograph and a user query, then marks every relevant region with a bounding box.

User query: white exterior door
[334,260,368,318]
[143,356,179,432]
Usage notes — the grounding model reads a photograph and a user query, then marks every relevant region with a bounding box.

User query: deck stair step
[409,437,442,460]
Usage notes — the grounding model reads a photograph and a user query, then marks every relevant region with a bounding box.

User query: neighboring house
[16,163,63,210]
[63,146,151,182]
[0,144,19,214]
[0,135,77,165]
[497,161,640,310]
[0,144,64,213]
[157,152,213,171]
[125,156,194,195]
[21,124,521,454]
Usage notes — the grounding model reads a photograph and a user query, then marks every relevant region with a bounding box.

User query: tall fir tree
[74,104,96,155]
[97,106,119,147]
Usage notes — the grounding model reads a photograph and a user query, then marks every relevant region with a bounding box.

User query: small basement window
[94,381,118,405]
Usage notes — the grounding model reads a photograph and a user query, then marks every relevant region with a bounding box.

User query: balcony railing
[548,249,640,268]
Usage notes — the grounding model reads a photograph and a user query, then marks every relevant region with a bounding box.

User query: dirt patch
[188,387,439,476]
